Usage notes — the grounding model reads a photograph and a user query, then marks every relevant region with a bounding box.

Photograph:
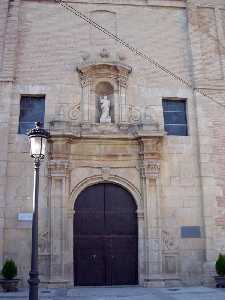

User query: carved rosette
[69,103,81,121]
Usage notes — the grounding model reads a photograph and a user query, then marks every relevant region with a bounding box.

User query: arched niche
[95,81,114,123]
[77,62,132,125]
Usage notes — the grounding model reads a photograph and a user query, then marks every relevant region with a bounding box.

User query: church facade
[0,0,225,287]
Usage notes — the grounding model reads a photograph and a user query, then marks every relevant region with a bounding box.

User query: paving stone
[0,287,225,300]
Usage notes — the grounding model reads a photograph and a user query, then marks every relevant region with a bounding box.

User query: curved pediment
[76,48,132,86]
[77,61,132,76]
[77,62,132,88]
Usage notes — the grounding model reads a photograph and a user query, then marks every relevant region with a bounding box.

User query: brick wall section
[187,0,225,280]
[15,1,191,86]
[0,82,12,267]
[0,0,9,73]
[0,0,20,81]
[0,0,20,267]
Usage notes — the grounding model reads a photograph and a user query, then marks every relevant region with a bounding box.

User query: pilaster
[47,159,71,286]
[139,137,164,286]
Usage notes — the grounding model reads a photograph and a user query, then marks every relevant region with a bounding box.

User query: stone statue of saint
[100,95,111,123]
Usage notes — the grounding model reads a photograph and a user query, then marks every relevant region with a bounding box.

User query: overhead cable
[55,0,225,109]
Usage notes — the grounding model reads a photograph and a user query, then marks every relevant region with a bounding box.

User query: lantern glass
[30,136,47,158]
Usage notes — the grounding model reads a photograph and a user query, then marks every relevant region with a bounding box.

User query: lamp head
[27,122,50,159]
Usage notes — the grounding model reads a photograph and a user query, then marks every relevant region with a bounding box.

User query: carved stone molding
[68,103,81,121]
[38,231,49,255]
[48,160,70,177]
[139,137,162,155]
[136,209,144,219]
[67,209,74,219]
[101,167,112,181]
[77,62,131,87]
[69,174,143,211]
[79,74,92,88]
[162,230,179,252]
[141,159,160,179]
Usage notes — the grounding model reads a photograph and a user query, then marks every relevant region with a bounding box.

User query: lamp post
[27,122,50,300]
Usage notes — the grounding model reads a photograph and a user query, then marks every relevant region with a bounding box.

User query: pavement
[0,286,225,300]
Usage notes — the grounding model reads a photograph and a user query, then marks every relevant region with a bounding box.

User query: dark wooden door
[74,183,138,286]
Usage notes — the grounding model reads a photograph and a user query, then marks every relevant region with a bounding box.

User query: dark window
[18,95,45,134]
[162,99,188,136]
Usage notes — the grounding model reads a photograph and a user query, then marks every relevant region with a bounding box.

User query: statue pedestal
[100,116,111,123]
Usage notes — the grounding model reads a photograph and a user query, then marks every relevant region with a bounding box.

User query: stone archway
[73,182,138,286]
[64,176,145,286]
[47,137,162,287]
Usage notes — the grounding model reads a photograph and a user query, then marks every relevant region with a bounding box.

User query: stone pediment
[77,48,131,86]
[77,61,132,80]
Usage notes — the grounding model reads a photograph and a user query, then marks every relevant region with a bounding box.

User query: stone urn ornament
[215,253,225,288]
[0,259,20,292]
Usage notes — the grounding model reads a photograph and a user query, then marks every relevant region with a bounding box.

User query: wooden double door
[74,183,138,286]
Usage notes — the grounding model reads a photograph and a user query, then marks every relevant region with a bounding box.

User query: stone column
[139,138,163,286]
[118,77,128,124]
[65,209,74,285]
[137,210,145,285]
[80,75,91,124]
[117,66,131,124]
[48,160,70,286]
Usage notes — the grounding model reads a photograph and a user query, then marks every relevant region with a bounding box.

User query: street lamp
[27,122,50,300]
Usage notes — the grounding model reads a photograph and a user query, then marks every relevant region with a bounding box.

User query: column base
[143,275,182,287]
[202,261,216,286]
[40,280,73,288]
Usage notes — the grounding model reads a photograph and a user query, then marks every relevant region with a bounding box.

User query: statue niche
[95,81,114,123]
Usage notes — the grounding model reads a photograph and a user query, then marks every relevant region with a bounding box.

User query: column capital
[141,159,160,179]
[48,160,70,177]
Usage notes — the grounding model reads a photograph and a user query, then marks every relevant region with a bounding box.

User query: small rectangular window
[162,99,188,136]
[18,95,45,134]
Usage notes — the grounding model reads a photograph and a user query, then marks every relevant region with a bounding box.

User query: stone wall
[0,0,225,287]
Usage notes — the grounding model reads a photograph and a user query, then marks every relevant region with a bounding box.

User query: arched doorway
[74,183,138,286]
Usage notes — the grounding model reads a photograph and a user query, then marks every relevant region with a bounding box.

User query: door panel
[75,236,105,286]
[74,183,138,286]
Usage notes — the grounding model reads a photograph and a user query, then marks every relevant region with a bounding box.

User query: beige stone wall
[0,0,225,287]
[186,0,225,283]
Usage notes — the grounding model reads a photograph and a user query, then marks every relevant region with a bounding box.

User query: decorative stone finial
[81,51,90,62]
[99,48,110,58]
[117,51,126,61]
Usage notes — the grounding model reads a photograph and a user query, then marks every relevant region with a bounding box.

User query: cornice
[22,0,186,8]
